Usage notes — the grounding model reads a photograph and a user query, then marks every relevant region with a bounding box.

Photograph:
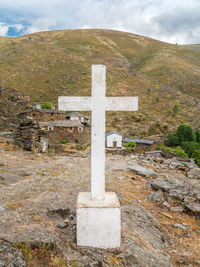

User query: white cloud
[0,22,24,36]
[0,23,9,36]
[25,17,57,34]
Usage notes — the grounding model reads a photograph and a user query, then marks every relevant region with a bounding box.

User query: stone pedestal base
[76,192,121,249]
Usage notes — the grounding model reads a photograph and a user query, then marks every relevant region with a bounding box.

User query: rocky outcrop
[187,167,200,180]
[0,239,26,267]
[129,164,158,178]
[150,176,200,218]
[122,205,172,267]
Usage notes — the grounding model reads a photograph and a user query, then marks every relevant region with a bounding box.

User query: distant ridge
[0,29,200,136]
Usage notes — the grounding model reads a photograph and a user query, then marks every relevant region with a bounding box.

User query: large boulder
[129,164,157,178]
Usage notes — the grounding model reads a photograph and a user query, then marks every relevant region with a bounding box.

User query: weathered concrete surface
[77,192,120,249]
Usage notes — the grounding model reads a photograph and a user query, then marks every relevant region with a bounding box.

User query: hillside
[0,29,200,137]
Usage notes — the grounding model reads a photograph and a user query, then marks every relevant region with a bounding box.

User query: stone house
[39,120,90,144]
[66,112,90,125]
[106,132,122,148]
[18,109,66,122]
[123,138,155,153]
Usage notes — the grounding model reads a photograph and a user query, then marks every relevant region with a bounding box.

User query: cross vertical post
[91,65,106,201]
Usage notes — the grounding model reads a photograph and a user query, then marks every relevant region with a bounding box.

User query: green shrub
[124,141,136,148]
[181,141,200,157]
[176,124,196,144]
[42,102,52,109]
[166,134,179,146]
[76,145,82,150]
[195,130,200,143]
[174,146,188,158]
[60,140,69,144]
[173,104,178,115]
[192,150,200,167]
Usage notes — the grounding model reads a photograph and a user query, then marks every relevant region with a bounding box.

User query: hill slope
[0,29,200,137]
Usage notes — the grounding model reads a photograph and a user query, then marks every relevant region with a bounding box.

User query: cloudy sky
[0,0,199,44]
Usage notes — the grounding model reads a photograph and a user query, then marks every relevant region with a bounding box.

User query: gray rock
[187,167,200,180]
[183,162,197,170]
[0,239,26,267]
[56,221,68,229]
[170,206,183,213]
[122,205,172,266]
[148,192,162,203]
[0,206,5,212]
[173,223,189,230]
[169,162,184,170]
[129,164,157,178]
[122,205,168,250]
[0,173,23,185]
[124,242,173,267]
[185,202,200,217]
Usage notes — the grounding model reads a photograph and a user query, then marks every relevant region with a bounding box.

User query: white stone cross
[58,65,138,201]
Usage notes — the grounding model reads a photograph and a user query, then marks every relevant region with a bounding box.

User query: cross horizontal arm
[106,97,138,111]
[58,96,92,111]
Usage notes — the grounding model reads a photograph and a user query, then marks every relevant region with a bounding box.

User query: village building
[66,112,90,125]
[39,120,90,144]
[18,109,66,122]
[123,138,155,153]
[106,132,122,148]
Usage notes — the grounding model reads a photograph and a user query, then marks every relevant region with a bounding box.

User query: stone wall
[18,110,66,122]
[44,126,90,144]
[134,143,156,153]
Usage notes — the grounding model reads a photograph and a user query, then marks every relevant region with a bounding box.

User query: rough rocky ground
[0,141,200,266]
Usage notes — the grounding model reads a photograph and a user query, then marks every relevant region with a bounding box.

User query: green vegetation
[192,150,200,167]
[166,134,179,146]
[41,102,52,109]
[124,141,136,148]
[176,124,196,143]
[173,104,179,115]
[166,123,200,163]
[76,145,82,150]
[156,97,160,103]
[181,141,200,157]
[60,139,69,144]
[174,146,188,158]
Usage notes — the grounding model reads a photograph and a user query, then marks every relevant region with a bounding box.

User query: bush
[42,102,52,109]
[192,150,200,167]
[176,124,196,144]
[166,134,179,146]
[174,146,188,158]
[181,141,200,157]
[173,104,178,115]
[195,130,200,143]
[60,140,69,144]
[76,145,82,150]
[124,141,136,148]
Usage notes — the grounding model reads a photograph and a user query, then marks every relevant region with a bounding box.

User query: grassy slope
[0,29,200,137]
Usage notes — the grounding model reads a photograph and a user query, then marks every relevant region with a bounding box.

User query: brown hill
[0,29,200,137]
